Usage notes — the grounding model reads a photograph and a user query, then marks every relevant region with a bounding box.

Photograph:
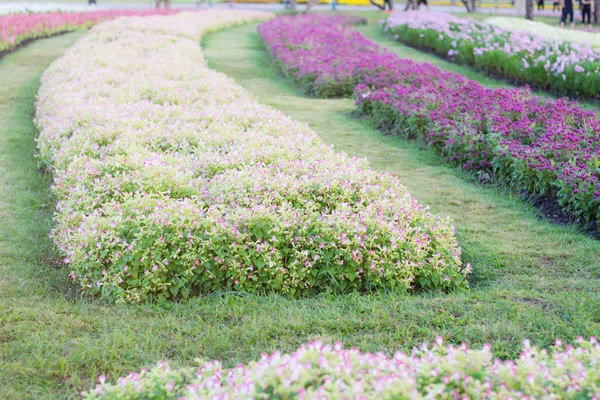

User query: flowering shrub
[84,338,600,399]
[259,14,369,97]
[35,11,467,303]
[486,16,600,48]
[256,14,457,97]
[0,9,177,53]
[258,14,466,97]
[384,12,600,100]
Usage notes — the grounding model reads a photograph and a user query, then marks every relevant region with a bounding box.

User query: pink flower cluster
[85,338,600,399]
[0,9,177,53]
[384,11,600,100]
[35,11,467,303]
[260,14,398,97]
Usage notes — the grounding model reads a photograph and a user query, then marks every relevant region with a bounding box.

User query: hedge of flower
[259,14,465,98]
[258,14,370,97]
[35,11,467,303]
[260,14,600,226]
[486,16,600,48]
[258,14,468,97]
[84,338,600,399]
[0,9,177,53]
[384,12,600,100]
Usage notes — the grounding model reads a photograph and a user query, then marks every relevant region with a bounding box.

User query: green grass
[1,18,600,400]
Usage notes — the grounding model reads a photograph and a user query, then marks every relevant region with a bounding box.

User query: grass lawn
[0,17,599,400]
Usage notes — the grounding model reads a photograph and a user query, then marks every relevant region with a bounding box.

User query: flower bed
[357,85,600,226]
[356,80,600,224]
[259,14,462,98]
[384,12,600,100]
[0,9,177,54]
[259,15,464,97]
[35,11,467,303]
[259,14,370,97]
[84,338,600,399]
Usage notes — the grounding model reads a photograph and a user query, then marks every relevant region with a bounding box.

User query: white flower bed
[486,16,600,47]
[35,11,467,303]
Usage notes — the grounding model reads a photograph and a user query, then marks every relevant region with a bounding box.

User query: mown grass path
[1,19,599,400]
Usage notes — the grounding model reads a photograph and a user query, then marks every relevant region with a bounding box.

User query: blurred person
[417,0,430,9]
[155,0,171,7]
[537,0,544,9]
[370,0,394,12]
[581,0,593,25]
[559,0,575,27]
[553,0,560,10]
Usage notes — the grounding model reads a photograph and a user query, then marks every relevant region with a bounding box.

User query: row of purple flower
[259,14,600,225]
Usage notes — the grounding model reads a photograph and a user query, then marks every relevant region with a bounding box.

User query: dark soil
[523,192,600,240]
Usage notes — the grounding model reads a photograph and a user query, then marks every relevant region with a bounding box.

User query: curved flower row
[260,14,600,226]
[356,80,600,224]
[35,11,466,303]
[258,14,368,97]
[258,14,461,98]
[384,11,600,100]
[259,14,466,97]
[84,338,600,399]
[0,9,177,53]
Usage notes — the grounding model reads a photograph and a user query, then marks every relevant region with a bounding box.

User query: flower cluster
[384,11,600,100]
[84,338,600,399]
[486,16,600,48]
[259,14,403,97]
[0,9,177,53]
[35,11,467,303]
[258,15,465,98]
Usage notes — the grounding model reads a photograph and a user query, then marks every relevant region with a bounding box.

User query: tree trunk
[595,0,600,22]
[525,0,534,19]
[470,0,476,11]
[462,0,472,11]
